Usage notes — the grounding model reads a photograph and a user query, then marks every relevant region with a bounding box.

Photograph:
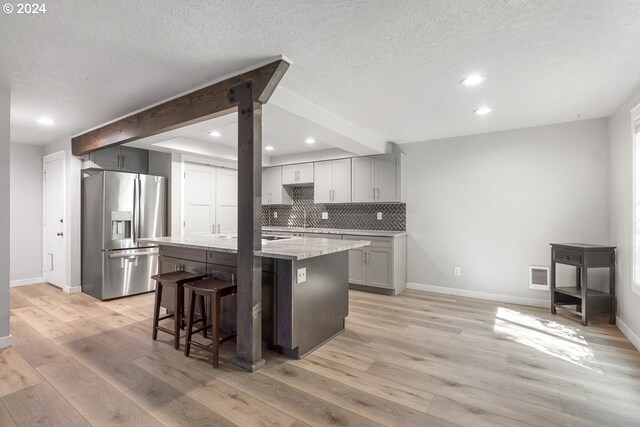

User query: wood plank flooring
[3,283,640,426]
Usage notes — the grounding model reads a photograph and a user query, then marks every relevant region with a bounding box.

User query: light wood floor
[2,284,640,427]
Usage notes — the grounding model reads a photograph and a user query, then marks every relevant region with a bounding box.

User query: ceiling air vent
[529,266,550,291]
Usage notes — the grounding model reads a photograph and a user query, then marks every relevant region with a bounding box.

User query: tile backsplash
[262,186,406,231]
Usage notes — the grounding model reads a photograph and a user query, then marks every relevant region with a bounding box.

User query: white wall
[0,86,11,348]
[404,118,611,306]
[42,138,82,292]
[608,85,640,349]
[10,143,44,285]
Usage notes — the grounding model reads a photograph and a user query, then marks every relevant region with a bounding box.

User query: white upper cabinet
[262,166,292,205]
[281,162,314,185]
[313,161,333,203]
[314,158,351,203]
[352,156,376,202]
[352,153,405,203]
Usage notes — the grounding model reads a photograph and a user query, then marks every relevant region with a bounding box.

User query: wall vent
[529,266,550,290]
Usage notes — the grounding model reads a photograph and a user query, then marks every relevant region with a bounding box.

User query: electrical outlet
[377,212,383,220]
[454,266,462,276]
[297,267,307,284]
[273,212,278,219]
[321,212,328,220]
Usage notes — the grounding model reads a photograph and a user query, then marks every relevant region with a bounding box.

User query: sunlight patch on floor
[493,307,602,373]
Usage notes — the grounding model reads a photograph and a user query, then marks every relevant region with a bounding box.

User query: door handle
[217,224,221,233]
[56,232,63,237]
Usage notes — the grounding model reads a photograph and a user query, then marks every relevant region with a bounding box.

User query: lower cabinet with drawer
[343,234,407,295]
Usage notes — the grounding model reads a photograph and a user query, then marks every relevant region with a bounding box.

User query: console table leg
[609,264,616,325]
[581,267,588,326]
[550,259,556,315]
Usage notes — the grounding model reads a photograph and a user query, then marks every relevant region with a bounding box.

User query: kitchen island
[140,234,370,358]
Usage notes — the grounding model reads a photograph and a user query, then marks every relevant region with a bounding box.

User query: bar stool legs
[150,271,207,350]
[152,282,163,341]
[211,292,220,368]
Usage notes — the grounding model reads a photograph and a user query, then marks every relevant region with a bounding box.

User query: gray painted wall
[404,118,610,305]
[608,85,640,346]
[10,143,44,283]
[0,86,10,346]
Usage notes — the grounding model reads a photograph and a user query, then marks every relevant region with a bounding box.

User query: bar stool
[184,276,237,368]
[151,271,207,350]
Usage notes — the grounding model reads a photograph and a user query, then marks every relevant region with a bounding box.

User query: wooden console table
[550,243,616,326]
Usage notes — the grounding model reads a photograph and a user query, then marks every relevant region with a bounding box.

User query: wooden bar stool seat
[151,271,207,350]
[184,277,237,368]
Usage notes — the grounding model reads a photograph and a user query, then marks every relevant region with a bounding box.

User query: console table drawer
[554,250,582,265]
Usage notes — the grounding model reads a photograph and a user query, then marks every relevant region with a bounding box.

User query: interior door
[331,158,352,203]
[43,154,66,288]
[375,154,399,202]
[352,156,375,203]
[216,168,238,234]
[184,163,215,234]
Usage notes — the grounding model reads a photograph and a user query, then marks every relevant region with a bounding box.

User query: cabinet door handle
[121,155,125,169]
[563,256,569,261]
[117,155,120,168]
[217,224,221,233]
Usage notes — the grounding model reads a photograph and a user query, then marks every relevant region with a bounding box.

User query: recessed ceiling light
[305,138,316,144]
[265,145,274,151]
[461,74,485,86]
[37,117,56,126]
[474,106,493,115]
[209,131,222,137]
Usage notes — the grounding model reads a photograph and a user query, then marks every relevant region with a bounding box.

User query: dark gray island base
[148,235,369,358]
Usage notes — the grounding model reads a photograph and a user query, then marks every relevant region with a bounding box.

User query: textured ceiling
[2,0,640,146]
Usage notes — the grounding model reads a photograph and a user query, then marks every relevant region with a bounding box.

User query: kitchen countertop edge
[140,236,371,261]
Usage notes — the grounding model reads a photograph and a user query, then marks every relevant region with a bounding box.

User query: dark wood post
[231,82,265,372]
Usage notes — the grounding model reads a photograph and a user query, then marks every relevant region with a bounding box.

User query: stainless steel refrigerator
[82,171,168,300]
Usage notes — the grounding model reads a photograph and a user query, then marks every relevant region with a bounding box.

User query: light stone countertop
[262,226,407,238]
[140,234,371,261]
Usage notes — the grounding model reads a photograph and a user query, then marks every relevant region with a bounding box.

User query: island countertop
[139,234,371,260]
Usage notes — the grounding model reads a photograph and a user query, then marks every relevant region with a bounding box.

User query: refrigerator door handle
[133,177,140,242]
[108,249,159,259]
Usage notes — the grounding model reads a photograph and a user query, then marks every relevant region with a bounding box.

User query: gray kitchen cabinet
[352,153,405,203]
[262,166,292,205]
[88,146,149,174]
[343,234,407,295]
[314,158,351,203]
[282,162,314,185]
[348,246,367,286]
[120,147,149,173]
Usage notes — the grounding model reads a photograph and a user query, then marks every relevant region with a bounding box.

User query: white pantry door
[215,167,237,234]
[184,163,216,234]
[43,152,66,288]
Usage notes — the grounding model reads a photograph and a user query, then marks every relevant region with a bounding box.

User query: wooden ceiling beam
[71,59,290,156]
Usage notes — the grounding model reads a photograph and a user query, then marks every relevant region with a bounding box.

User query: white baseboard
[62,285,82,294]
[0,335,11,349]
[617,317,640,352]
[406,282,548,308]
[10,277,45,288]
